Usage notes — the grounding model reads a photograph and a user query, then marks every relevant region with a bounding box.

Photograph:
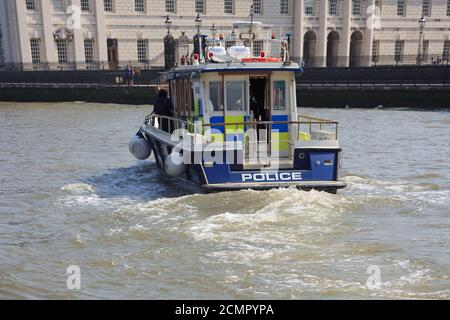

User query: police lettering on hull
[241,172,303,182]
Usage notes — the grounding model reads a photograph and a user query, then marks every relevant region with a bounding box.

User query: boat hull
[139,127,346,193]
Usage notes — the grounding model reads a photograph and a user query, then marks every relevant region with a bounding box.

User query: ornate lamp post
[195,13,202,36]
[164,15,175,70]
[165,15,172,35]
[247,5,255,47]
[194,14,203,62]
[211,24,217,39]
[231,29,237,42]
[417,15,426,66]
[210,24,217,49]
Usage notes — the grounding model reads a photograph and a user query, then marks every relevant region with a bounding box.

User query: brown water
[0,102,449,299]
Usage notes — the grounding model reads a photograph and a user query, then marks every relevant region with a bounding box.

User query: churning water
[0,102,449,299]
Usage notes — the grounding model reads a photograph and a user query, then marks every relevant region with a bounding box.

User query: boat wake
[54,168,450,299]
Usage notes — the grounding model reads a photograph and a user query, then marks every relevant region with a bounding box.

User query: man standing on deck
[152,89,173,132]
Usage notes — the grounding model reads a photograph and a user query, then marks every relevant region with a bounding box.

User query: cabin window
[176,79,194,115]
[175,80,184,115]
[209,81,223,111]
[273,80,286,110]
[226,80,246,111]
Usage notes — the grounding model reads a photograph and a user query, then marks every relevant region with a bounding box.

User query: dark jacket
[153,96,173,116]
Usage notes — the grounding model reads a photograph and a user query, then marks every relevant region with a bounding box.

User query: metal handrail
[146,113,339,140]
[298,114,338,124]
[145,113,197,134]
[201,120,339,127]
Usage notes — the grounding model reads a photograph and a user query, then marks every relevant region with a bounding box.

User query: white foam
[61,183,94,195]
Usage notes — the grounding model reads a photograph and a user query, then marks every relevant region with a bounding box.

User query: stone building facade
[0,0,449,70]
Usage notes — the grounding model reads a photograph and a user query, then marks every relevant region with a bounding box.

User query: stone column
[339,0,352,67]
[317,0,328,67]
[94,0,108,69]
[0,1,12,64]
[14,0,32,68]
[293,0,304,62]
[363,0,376,66]
[71,0,85,69]
[40,0,58,68]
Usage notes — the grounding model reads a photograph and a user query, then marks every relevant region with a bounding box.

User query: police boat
[129,21,346,193]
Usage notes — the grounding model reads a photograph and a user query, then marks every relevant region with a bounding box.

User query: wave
[60,183,94,195]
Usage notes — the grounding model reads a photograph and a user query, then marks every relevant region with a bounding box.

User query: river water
[0,101,449,299]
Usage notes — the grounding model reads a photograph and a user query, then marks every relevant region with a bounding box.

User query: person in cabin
[250,90,260,121]
[152,89,174,133]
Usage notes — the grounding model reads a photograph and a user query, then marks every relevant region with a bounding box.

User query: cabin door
[249,77,271,161]
[270,78,290,158]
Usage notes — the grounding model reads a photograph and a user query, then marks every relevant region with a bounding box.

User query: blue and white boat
[129,22,345,193]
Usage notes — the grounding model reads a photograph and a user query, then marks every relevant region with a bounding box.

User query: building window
[80,0,90,11]
[137,39,148,63]
[352,0,361,16]
[135,0,145,12]
[26,0,37,11]
[280,0,289,15]
[422,40,429,61]
[30,39,41,64]
[195,0,205,13]
[372,40,379,63]
[225,40,236,49]
[304,0,314,15]
[166,0,176,13]
[422,0,431,17]
[394,40,404,62]
[84,39,94,63]
[397,0,406,17]
[252,40,263,57]
[447,0,450,16]
[253,0,262,14]
[56,39,68,63]
[443,40,450,61]
[224,0,234,14]
[375,0,382,15]
[329,0,338,16]
[104,0,113,12]
[53,0,65,12]
[375,0,382,11]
